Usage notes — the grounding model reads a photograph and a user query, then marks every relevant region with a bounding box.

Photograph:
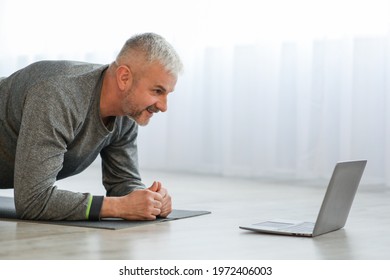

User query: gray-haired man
[0,33,183,221]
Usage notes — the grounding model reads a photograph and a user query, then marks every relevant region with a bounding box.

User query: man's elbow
[14,200,41,220]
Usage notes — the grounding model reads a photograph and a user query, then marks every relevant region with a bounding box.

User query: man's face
[122,62,177,126]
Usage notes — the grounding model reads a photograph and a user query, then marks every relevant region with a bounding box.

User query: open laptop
[239,160,367,237]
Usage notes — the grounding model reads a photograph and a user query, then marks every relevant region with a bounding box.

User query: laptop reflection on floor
[239,160,367,237]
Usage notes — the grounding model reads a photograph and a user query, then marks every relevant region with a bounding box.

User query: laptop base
[240,219,315,237]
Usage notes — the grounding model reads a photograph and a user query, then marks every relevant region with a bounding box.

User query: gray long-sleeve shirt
[0,60,145,220]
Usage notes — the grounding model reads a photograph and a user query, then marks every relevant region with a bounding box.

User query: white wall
[1,0,390,185]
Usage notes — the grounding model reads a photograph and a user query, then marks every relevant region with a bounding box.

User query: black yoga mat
[0,196,210,230]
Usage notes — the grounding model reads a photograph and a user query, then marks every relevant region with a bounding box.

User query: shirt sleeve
[100,118,146,197]
[13,81,92,220]
[86,195,104,220]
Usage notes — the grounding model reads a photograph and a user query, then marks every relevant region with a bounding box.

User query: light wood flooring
[0,164,389,260]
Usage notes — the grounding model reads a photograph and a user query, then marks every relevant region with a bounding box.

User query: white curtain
[1,0,390,185]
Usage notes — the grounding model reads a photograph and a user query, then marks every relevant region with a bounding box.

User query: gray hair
[116,33,183,77]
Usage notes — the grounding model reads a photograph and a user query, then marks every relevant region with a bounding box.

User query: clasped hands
[128,180,172,220]
[101,180,172,221]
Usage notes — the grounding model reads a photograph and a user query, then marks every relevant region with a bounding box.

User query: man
[0,33,183,221]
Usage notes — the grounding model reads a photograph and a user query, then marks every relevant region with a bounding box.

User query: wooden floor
[0,164,389,260]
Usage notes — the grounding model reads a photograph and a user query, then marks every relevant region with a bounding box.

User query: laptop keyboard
[254,221,295,228]
[283,222,315,233]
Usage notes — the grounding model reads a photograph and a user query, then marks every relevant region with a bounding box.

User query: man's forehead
[147,63,177,91]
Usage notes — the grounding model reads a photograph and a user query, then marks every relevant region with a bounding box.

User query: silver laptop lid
[313,160,367,236]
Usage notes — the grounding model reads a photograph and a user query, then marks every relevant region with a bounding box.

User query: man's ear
[116,65,133,91]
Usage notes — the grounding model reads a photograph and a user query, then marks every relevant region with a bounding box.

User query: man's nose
[156,96,168,112]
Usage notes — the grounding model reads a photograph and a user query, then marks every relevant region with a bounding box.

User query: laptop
[239,160,367,237]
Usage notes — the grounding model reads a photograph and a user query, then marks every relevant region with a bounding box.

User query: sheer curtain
[1,0,390,185]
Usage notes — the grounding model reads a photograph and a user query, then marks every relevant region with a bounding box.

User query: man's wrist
[100,196,121,219]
